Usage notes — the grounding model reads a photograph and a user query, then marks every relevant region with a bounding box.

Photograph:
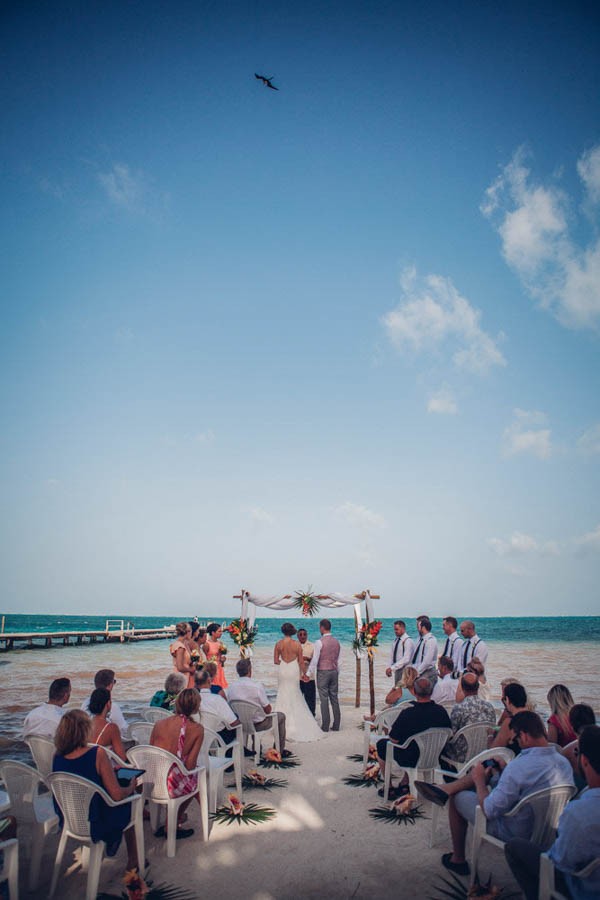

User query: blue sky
[1,1,599,617]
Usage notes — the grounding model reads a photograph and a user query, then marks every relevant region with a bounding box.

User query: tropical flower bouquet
[369,793,425,825]
[226,618,258,658]
[352,620,383,658]
[210,793,276,826]
[293,586,321,617]
[429,871,516,899]
[342,761,381,788]
[259,748,300,769]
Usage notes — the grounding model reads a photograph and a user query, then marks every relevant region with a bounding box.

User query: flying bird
[255,73,279,91]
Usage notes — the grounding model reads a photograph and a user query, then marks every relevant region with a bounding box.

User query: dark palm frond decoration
[210,795,276,826]
[368,796,426,826]
[292,586,321,617]
[99,881,201,899]
[342,772,381,788]
[428,871,520,899]
[346,752,365,762]
[242,771,288,791]
[258,749,300,768]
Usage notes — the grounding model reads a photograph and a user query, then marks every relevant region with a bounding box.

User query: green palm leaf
[210,802,276,826]
[258,754,300,769]
[342,772,381,787]
[242,774,288,791]
[368,804,426,825]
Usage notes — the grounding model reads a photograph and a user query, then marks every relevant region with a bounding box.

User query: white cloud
[503,409,552,459]
[577,423,600,456]
[194,429,215,444]
[427,386,458,415]
[577,145,600,205]
[98,163,148,212]
[382,268,506,375]
[488,531,560,557]
[245,507,275,525]
[482,145,600,330]
[333,502,386,529]
[573,524,600,554]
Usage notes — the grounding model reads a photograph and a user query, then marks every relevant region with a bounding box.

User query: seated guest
[82,669,128,738]
[444,672,496,765]
[89,688,127,762]
[490,681,529,754]
[150,673,186,711]
[459,657,491,701]
[226,659,290,757]
[363,666,418,724]
[150,689,204,840]
[194,668,241,745]
[505,724,600,900]
[561,704,596,785]
[205,662,227,698]
[53,710,141,870]
[547,684,577,747]
[432,657,457,704]
[415,711,574,876]
[22,677,71,740]
[375,676,451,799]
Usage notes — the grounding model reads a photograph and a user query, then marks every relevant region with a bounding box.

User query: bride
[274,623,325,742]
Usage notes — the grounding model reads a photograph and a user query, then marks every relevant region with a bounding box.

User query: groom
[305,618,341,732]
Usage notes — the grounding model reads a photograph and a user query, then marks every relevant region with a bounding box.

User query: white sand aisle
[30,707,522,900]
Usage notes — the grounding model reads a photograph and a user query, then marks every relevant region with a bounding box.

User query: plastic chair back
[127,745,178,802]
[46,772,100,840]
[142,707,172,724]
[0,761,42,824]
[518,784,576,848]
[26,736,55,779]
[129,722,154,744]
[412,728,453,769]
[229,700,262,735]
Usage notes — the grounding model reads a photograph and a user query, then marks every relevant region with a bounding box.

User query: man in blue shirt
[505,724,600,900]
[415,711,574,876]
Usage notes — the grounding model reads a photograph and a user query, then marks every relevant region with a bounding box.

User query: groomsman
[440,616,463,677]
[385,620,415,685]
[459,619,489,671]
[411,615,439,683]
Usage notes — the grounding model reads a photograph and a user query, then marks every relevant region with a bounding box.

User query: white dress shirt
[22,703,65,740]
[388,634,416,673]
[432,673,458,704]
[460,635,488,670]
[226,677,269,723]
[440,631,464,673]
[197,689,238,729]
[411,632,438,674]
[306,634,341,678]
[82,695,128,738]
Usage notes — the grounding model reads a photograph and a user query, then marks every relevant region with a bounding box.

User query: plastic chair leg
[166,800,178,858]
[233,743,242,797]
[49,829,69,897]
[199,770,209,842]
[28,822,44,890]
[85,841,104,900]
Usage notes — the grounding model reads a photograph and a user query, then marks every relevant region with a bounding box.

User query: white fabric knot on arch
[240,590,374,627]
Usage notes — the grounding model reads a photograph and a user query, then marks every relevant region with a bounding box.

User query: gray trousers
[256,711,286,751]
[317,669,340,731]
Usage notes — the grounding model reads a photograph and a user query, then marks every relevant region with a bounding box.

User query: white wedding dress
[274,659,325,742]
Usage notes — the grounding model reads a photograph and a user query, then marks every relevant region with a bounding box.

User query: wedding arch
[233,588,381,714]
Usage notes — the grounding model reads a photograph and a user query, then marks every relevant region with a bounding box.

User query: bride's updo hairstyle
[281,622,297,637]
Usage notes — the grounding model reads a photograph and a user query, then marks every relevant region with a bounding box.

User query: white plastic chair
[47,771,144,900]
[439,722,493,769]
[127,745,208,857]
[26,735,56,780]
[0,838,19,900]
[539,851,600,900]
[470,783,576,886]
[362,703,411,767]
[0,760,59,891]
[199,711,243,798]
[428,746,515,847]
[129,722,155,744]
[199,728,241,811]
[229,700,281,765]
[142,707,172,724]
[382,727,452,802]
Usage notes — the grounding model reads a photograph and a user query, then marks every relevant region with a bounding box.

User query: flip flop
[414,780,449,807]
[441,853,470,876]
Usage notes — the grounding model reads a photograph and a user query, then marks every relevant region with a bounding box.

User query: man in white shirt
[385,620,415,685]
[432,657,457,704]
[226,658,290,755]
[440,617,463,677]
[82,668,128,738]
[22,677,71,740]
[194,668,240,743]
[459,621,488,672]
[411,616,439,683]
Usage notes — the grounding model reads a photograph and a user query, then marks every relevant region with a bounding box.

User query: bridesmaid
[170,622,197,689]
[205,623,228,690]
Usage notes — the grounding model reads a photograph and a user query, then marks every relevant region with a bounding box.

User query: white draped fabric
[240,590,373,626]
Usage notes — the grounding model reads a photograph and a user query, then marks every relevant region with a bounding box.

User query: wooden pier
[0,621,176,652]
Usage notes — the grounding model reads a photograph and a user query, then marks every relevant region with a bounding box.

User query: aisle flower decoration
[342,761,381,787]
[259,748,300,769]
[123,869,149,900]
[368,793,425,825]
[352,620,383,658]
[210,793,276,826]
[293,586,321,617]
[429,871,516,899]
[226,618,258,658]
[242,770,288,791]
